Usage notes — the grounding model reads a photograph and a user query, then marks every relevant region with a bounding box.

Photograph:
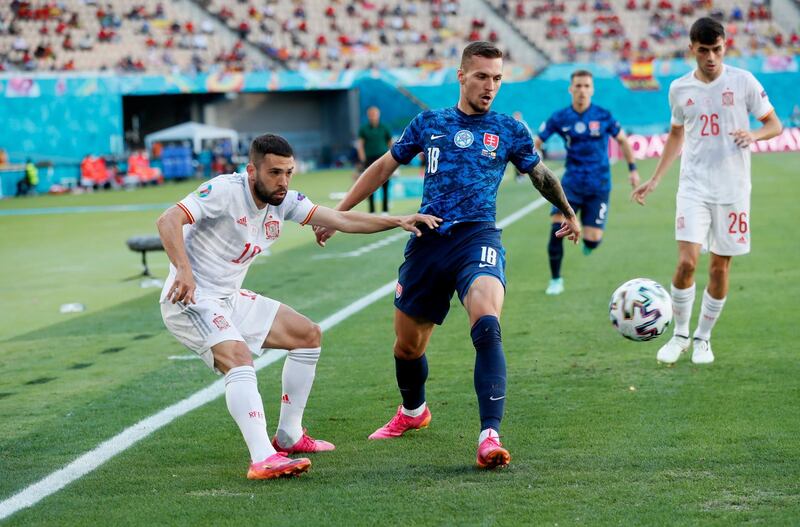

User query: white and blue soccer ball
[609,278,673,342]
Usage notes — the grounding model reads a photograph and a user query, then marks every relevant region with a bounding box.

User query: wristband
[628,162,637,172]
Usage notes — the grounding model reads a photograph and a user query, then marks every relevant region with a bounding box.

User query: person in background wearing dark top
[357,106,393,213]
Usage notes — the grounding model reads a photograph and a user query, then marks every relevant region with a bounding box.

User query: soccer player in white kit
[632,17,782,365]
[157,134,441,480]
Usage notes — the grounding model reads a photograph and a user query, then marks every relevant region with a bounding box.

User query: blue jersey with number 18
[391,106,540,228]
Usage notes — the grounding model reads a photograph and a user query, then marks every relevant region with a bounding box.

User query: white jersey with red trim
[160,173,317,301]
[669,65,774,203]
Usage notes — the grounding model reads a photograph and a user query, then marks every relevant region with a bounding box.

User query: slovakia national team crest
[483,133,499,152]
[264,220,281,240]
[395,282,403,299]
[454,129,474,148]
[588,121,601,136]
[722,90,734,107]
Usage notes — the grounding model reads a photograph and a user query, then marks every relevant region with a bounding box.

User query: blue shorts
[550,184,610,229]
[395,222,506,325]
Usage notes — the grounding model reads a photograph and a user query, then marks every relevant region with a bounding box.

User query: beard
[468,96,490,114]
[254,179,286,206]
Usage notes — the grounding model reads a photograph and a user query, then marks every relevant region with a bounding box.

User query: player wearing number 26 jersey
[632,18,782,366]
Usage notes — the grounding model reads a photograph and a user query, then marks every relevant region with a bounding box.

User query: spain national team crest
[454,129,474,148]
[395,282,403,299]
[483,133,499,152]
[212,315,230,330]
[722,90,734,107]
[264,220,281,240]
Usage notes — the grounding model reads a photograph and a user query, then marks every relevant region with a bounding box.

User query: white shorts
[675,195,751,256]
[161,289,281,371]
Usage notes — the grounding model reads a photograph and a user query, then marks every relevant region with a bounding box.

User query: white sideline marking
[312,231,408,260]
[167,355,202,361]
[0,194,549,521]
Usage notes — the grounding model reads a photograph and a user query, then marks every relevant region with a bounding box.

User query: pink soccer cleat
[272,430,336,454]
[368,405,431,439]
[476,436,511,469]
[246,452,311,480]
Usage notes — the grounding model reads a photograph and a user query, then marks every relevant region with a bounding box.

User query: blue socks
[547,223,563,279]
[395,355,428,411]
[471,315,506,433]
[583,238,601,255]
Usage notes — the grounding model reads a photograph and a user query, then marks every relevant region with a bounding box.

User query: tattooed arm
[528,161,581,243]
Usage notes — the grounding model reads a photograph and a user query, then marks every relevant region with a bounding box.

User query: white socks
[671,283,696,338]
[276,347,321,448]
[479,428,499,445]
[401,402,427,418]
[224,365,275,463]
[693,289,726,341]
[671,283,727,341]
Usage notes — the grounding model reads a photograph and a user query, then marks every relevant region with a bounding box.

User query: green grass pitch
[1,154,798,525]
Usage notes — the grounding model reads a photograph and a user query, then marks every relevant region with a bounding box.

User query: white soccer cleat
[657,335,689,364]
[545,278,564,295]
[691,339,714,364]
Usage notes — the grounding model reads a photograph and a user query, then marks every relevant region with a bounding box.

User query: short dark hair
[571,69,593,81]
[689,17,725,45]
[249,134,293,165]
[460,41,503,70]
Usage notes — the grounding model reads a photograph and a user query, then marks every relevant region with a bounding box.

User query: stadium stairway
[467,0,550,69]
[774,0,800,34]
[184,0,281,70]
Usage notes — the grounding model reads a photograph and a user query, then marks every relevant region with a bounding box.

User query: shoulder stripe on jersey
[300,204,319,226]
[758,109,775,122]
[176,202,195,224]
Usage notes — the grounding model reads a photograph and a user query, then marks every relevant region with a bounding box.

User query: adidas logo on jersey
[686,98,694,107]
[237,216,248,227]
[737,235,747,244]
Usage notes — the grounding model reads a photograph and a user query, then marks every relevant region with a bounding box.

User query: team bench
[126,235,164,277]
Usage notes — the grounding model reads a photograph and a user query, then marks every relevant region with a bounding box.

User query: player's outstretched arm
[156,206,197,304]
[308,206,441,240]
[631,125,685,206]
[314,152,401,246]
[614,130,640,188]
[528,161,581,243]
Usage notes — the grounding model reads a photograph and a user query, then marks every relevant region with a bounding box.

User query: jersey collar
[453,106,489,119]
[242,173,262,214]
[691,64,726,87]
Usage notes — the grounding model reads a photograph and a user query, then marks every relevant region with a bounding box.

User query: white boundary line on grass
[0,195,548,521]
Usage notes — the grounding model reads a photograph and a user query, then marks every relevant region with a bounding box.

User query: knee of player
[393,340,424,360]
[708,261,730,281]
[676,256,697,277]
[304,323,322,348]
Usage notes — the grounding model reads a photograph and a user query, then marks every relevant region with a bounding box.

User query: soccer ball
[609,278,673,341]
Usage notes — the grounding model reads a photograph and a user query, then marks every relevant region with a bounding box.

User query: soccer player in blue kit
[315,42,581,468]
[535,70,640,295]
